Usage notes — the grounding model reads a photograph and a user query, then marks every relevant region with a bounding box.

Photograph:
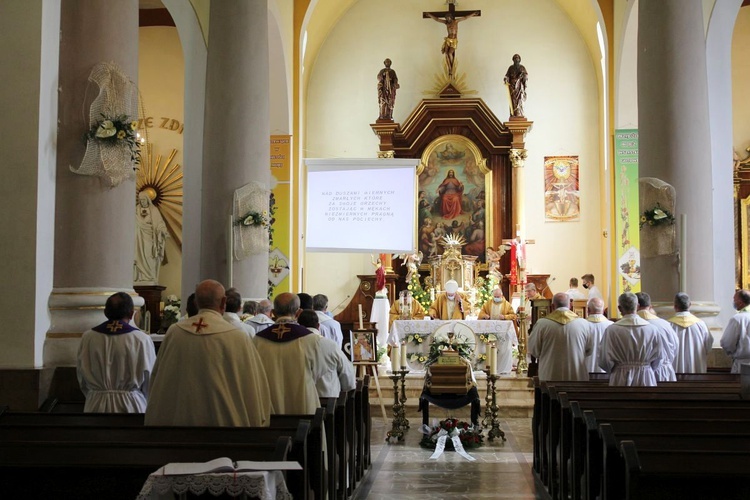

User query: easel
[354,361,388,423]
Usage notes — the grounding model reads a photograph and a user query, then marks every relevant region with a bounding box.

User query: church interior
[2,0,750,498]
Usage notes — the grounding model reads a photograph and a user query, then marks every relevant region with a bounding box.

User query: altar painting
[417,135,491,262]
[544,156,580,221]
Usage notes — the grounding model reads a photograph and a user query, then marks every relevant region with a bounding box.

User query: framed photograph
[349,330,377,363]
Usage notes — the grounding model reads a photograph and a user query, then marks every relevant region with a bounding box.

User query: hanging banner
[614,129,641,295]
[543,156,580,221]
[269,135,292,297]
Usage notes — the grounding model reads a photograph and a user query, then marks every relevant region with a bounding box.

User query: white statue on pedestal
[134,191,168,284]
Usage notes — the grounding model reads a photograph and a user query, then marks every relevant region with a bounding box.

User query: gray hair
[618,292,638,314]
[587,297,605,314]
[312,294,328,311]
[274,292,300,317]
[552,292,570,309]
[258,299,273,314]
[635,292,651,308]
[674,293,690,312]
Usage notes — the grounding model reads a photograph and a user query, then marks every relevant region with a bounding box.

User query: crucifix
[423,1,481,79]
[502,224,535,291]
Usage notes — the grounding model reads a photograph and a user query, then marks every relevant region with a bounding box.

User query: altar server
[598,292,665,387]
[636,292,678,382]
[583,298,612,373]
[145,280,271,426]
[428,279,466,320]
[478,288,517,322]
[77,292,156,413]
[312,293,344,348]
[254,293,355,413]
[389,289,426,329]
[668,292,713,373]
[527,293,592,381]
[720,289,750,373]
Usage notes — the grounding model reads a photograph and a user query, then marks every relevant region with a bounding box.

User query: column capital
[503,119,533,149]
[509,148,528,168]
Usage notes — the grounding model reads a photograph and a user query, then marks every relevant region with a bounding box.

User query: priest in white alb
[667,292,713,373]
[254,293,355,414]
[77,292,156,413]
[598,292,665,387]
[428,279,466,320]
[636,292,677,382]
[145,280,271,426]
[720,289,750,373]
[584,297,612,374]
[527,293,592,381]
[312,294,344,349]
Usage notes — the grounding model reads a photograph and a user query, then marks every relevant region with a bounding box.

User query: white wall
[733,7,750,154]
[304,0,603,307]
[139,26,185,298]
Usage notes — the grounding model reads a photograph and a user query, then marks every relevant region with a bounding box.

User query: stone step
[366,370,534,418]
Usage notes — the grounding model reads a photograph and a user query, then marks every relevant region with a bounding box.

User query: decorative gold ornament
[136,143,183,249]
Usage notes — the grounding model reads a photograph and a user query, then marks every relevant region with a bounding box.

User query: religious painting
[350,330,376,363]
[417,135,491,262]
[543,156,580,221]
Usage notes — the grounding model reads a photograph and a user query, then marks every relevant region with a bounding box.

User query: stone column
[638,0,714,299]
[45,0,142,366]
[200,0,270,299]
[637,0,721,338]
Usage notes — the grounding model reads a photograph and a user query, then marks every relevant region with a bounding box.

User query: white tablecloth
[388,320,518,373]
[137,470,292,500]
[370,296,391,350]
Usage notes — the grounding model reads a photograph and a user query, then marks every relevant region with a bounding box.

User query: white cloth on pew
[599,314,665,386]
[145,309,271,426]
[584,314,613,374]
[137,470,292,500]
[77,322,156,413]
[720,307,750,374]
[637,310,678,382]
[668,312,713,373]
[527,308,592,381]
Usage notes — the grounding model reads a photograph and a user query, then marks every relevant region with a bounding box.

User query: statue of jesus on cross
[423,1,481,79]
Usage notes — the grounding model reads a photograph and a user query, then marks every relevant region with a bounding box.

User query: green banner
[613,130,641,295]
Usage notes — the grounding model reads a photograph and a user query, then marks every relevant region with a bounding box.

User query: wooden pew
[346,387,356,496]
[0,426,296,500]
[355,378,366,481]
[335,391,348,500]
[600,423,750,500]
[320,397,338,500]
[271,408,326,500]
[620,441,750,500]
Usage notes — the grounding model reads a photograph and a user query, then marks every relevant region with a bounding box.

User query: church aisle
[354,416,543,499]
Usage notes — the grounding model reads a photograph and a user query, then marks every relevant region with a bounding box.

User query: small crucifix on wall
[423,0,481,79]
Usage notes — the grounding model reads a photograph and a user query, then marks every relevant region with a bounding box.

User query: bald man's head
[587,297,605,315]
[274,292,300,318]
[552,292,570,309]
[195,280,226,313]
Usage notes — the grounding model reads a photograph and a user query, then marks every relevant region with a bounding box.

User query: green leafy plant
[419,418,484,450]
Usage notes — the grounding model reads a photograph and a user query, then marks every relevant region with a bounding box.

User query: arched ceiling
[300,0,607,92]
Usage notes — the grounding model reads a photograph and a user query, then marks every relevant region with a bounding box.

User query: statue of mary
[134,191,169,284]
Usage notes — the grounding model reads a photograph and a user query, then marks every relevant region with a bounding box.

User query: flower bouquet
[161,295,181,331]
[419,418,483,450]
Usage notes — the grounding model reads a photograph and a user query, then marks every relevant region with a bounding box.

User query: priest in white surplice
[668,292,713,373]
[254,293,356,414]
[77,292,156,413]
[145,280,271,426]
[223,288,255,337]
[245,299,275,331]
[720,289,750,373]
[313,293,344,349]
[584,297,612,374]
[599,292,666,387]
[636,292,678,382]
[528,293,592,381]
[298,310,356,398]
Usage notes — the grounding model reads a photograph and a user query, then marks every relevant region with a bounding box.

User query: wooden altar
[334,273,397,334]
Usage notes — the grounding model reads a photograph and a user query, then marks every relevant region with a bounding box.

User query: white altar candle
[391,344,400,371]
[401,341,408,368]
[430,288,435,302]
[358,304,364,330]
[491,345,498,375]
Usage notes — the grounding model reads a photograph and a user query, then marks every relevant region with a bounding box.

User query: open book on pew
[158,457,302,475]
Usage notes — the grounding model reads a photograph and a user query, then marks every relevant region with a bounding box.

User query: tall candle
[358,304,364,330]
[430,288,435,302]
[491,345,498,376]
[391,344,400,372]
[401,341,408,368]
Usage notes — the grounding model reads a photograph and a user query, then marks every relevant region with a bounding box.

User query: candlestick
[358,304,364,330]
[400,341,408,368]
[391,344,400,372]
[491,345,498,376]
